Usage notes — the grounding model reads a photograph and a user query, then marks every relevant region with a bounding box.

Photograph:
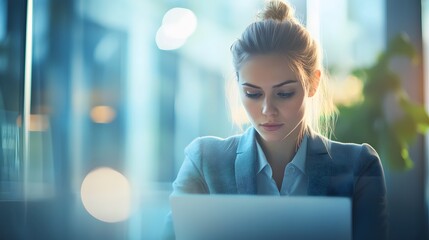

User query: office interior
[0,0,428,239]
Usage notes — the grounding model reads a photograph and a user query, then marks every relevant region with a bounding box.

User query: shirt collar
[256,134,308,175]
[256,141,269,174]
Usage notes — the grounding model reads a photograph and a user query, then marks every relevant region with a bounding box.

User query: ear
[308,70,321,97]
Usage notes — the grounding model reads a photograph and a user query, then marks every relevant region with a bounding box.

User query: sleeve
[171,154,209,195]
[352,144,388,240]
[162,143,209,240]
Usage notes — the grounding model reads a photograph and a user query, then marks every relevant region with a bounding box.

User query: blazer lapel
[306,130,333,196]
[234,128,333,195]
[235,128,258,194]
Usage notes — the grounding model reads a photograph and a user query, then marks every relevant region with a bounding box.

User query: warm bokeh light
[156,7,197,50]
[330,75,364,106]
[80,167,132,223]
[90,105,116,124]
[16,114,50,131]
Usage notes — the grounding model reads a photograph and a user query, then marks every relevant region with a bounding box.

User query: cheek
[279,97,306,117]
[289,99,306,118]
[240,98,260,116]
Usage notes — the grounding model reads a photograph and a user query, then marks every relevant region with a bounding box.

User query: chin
[256,130,286,143]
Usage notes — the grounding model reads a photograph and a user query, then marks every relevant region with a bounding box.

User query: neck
[257,126,305,167]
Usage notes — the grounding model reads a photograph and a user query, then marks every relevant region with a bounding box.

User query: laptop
[170,195,351,240]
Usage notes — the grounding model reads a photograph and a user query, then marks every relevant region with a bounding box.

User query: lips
[260,123,284,132]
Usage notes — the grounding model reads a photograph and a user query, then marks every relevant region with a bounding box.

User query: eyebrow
[241,80,298,89]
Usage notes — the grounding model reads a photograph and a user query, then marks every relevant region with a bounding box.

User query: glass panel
[26,0,55,200]
[0,0,26,200]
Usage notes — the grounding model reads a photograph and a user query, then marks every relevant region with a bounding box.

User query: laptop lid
[170,195,351,240]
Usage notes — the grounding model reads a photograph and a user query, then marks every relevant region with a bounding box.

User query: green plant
[334,33,429,170]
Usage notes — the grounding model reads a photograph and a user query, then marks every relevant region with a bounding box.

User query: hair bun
[259,0,295,22]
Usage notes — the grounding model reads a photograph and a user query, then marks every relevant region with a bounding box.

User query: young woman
[165,1,387,239]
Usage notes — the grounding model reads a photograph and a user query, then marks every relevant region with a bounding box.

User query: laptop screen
[170,195,351,240]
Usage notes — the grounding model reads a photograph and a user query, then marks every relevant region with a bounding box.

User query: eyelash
[245,92,262,99]
[277,92,295,98]
[244,92,295,99]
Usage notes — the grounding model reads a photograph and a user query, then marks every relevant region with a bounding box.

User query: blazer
[164,127,387,240]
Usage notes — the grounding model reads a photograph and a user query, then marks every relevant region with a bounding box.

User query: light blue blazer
[164,128,387,240]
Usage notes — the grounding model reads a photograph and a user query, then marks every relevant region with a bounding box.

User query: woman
[164,1,387,239]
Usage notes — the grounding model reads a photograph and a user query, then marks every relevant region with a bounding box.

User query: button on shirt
[256,135,308,195]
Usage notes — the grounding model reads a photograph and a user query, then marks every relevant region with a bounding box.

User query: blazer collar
[235,127,258,194]
[305,130,333,195]
[234,127,333,196]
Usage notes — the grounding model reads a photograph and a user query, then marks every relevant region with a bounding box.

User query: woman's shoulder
[328,139,379,159]
[308,131,379,159]
[324,138,383,172]
[327,138,377,154]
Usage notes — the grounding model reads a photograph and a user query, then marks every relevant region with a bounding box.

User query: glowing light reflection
[330,75,364,106]
[156,26,187,50]
[90,105,116,124]
[80,167,132,223]
[156,8,197,50]
[16,114,50,132]
[162,8,197,39]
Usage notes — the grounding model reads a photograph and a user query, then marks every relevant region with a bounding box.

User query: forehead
[238,54,300,85]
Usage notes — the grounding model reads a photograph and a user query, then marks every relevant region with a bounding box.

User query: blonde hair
[229,0,337,138]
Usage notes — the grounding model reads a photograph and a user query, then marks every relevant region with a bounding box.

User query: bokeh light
[156,26,188,50]
[162,8,197,39]
[90,105,116,124]
[156,7,197,50]
[330,75,364,107]
[80,167,132,223]
[16,114,50,131]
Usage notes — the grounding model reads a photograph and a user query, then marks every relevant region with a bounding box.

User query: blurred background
[0,0,428,239]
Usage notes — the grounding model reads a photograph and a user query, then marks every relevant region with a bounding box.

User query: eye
[245,91,262,99]
[277,92,295,98]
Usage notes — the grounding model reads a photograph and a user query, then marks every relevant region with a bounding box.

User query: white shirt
[255,135,308,195]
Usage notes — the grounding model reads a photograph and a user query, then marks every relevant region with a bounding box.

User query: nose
[262,96,278,116]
